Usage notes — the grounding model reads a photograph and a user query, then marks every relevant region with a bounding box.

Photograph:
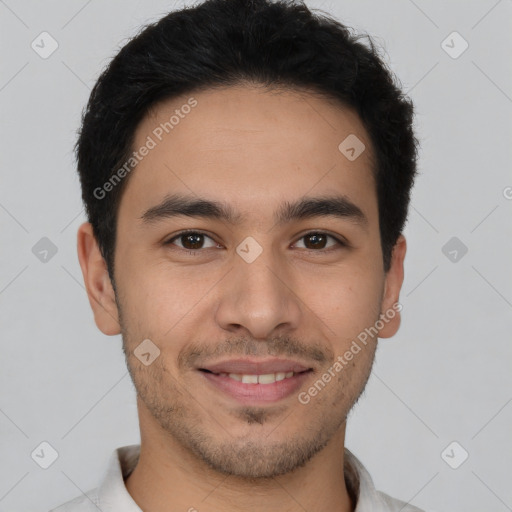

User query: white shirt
[50,444,426,511]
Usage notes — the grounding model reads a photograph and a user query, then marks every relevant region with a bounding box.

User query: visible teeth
[241,374,259,384]
[225,372,296,384]
[258,373,277,384]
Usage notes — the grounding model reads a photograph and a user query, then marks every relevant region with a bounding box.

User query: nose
[214,245,302,340]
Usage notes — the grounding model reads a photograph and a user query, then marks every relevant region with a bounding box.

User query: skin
[77,84,406,512]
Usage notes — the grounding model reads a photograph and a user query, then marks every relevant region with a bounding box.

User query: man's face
[83,85,405,478]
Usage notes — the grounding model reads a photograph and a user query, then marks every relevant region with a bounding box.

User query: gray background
[1,0,511,511]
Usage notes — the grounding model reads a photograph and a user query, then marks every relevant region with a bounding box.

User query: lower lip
[199,371,312,404]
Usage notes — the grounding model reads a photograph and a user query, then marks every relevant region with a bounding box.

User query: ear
[77,222,121,335]
[377,234,406,339]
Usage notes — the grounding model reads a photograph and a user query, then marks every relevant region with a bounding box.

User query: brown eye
[180,233,204,249]
[165,231,217,251]
[304,233,327,249]
[294,232,345,251]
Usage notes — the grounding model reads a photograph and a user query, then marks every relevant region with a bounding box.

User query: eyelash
[164,229,347,256]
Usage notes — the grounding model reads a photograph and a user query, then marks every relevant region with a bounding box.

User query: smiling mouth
[199,368,312,384]
[197,367,314,404]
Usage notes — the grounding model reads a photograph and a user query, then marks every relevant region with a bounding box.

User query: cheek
[299,265,383,332]
[118,262,214,346]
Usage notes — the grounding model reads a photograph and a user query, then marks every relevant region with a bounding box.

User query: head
[77,0,418,479]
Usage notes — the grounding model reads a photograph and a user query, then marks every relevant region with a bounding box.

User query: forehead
[120,85,377,226]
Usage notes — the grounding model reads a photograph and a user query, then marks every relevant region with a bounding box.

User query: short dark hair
[76,0,418,280]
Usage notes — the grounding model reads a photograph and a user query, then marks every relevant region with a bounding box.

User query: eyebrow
[140,193,368,229]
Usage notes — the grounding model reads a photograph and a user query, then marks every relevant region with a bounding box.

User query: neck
[125,413,355,512]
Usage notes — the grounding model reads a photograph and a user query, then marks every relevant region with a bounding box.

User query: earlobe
[76,222,121,336]
[378,234,407,339]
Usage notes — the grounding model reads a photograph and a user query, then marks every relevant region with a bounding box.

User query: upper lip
[199,358,313,375]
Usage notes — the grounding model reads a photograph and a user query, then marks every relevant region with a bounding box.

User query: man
[51,0,425,510]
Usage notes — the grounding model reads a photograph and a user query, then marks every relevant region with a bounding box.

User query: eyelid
[165,229,218,248]
[292,229,348,248]
[164,229,348,252]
